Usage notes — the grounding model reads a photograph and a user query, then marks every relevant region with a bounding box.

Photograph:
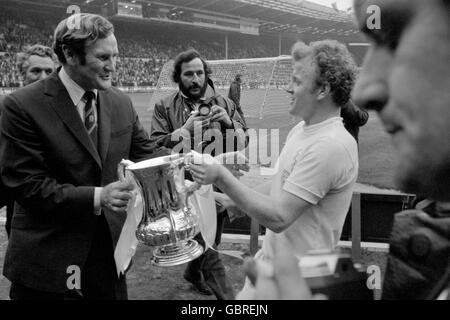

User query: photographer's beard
[180,77,208,102]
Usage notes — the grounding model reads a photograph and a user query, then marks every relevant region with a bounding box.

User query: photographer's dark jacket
[150,81,248,154]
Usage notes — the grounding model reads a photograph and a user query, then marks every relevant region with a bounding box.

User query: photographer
[149,49,247,300]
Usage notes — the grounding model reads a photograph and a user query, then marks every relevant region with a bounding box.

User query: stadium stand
[0,0,366,89]
[0,5,281,88]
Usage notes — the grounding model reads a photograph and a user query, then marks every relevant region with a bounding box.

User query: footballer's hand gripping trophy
[118,154,203,267]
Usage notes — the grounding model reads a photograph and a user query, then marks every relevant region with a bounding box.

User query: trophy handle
[118,159,135,182]
[180,155,201,195]
[184,181,201,195]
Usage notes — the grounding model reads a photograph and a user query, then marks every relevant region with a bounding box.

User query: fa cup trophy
[117,154,203,267]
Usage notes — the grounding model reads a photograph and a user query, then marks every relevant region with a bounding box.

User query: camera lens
[198,104,211,116]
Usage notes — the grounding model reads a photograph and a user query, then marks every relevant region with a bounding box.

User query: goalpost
[149,56,292,119]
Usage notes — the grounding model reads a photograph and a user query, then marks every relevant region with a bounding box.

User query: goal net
[149,56,292,119]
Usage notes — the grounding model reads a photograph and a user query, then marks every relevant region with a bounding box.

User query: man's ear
[317,82,331,101]
[61,44,76,66]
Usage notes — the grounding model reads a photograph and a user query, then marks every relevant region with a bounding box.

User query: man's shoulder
[212,93,234,108]
[0,93,5,113]
[312,127,358,168]
[316,127,356,151]
[157,91,179,108]
[328,122,358,149]
[5,81,46,107]
[12,80,45,96]
[292,122,355,157]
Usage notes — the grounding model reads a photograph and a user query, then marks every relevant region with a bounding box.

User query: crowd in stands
[0,53,21,87]
[0,7,279,88]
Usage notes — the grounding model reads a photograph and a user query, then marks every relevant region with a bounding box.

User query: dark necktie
[83,91,98,150]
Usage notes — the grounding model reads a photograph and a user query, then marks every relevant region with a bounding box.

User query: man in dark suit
[0,13,165,300]
[0,44,58,238]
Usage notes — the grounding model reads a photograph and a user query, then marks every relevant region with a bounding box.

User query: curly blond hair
[292,40,357,107]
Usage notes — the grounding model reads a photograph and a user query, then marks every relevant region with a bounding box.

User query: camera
[198,102,212,116]
[301,252,373,300]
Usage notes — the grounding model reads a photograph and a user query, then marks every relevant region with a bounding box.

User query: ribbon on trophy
[114,160,143,277]
[186,151,250,261]
[185,151,219,251]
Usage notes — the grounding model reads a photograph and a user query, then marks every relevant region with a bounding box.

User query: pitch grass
[133,92,398,190]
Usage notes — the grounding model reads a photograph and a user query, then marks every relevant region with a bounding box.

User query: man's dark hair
[53,13,114,65]
[172,48,212,84]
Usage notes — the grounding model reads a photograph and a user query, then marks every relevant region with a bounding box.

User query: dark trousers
[10,215,127,300]
[236,104,245,124]
[5,201,13,238]
[185,211,234,300]
[1,183,14,238]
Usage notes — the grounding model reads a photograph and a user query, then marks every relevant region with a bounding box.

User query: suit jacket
[0,71,166,292]
[0,99,5,209]
[0,97,14,238]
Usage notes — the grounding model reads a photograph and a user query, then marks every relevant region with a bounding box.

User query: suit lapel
[44,71,102,168]
[97,90,111,165]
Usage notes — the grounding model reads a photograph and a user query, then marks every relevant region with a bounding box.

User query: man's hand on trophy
[185,151,249,184]
[215,151,250,178]
[100,180,135,213]
[188,162,223,185]
[184,151,220,184]
[184,151,216,166]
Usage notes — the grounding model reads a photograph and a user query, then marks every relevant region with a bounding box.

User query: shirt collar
[59,67,97,105]
[303,116,343,134]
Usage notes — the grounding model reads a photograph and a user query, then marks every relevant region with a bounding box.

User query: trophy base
[151,240,204,267]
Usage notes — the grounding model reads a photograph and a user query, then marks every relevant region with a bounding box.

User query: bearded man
[149,48,247,300]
